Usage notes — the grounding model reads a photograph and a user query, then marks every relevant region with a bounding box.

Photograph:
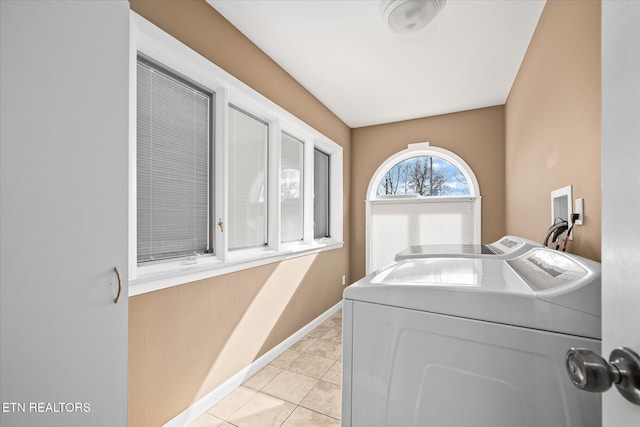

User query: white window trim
[128,12,343,296]
[365,142,481,274]
[367,142,481,199]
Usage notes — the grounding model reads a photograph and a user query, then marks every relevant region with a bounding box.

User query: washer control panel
[487,236,522,255]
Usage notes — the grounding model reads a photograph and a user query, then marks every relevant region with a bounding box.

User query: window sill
[368,195,480,204]
[129,240,344,297]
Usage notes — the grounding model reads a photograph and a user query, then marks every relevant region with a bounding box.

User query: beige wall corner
[505,0,601,261]
[350,106,506,281]
[128,1,351,425]
[128,251,346,426]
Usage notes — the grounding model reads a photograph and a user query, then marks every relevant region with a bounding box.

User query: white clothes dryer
[342,247,601,427]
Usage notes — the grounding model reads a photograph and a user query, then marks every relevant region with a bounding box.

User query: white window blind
[281,133,304,242]
[314,149,330,239]
[228,106,268,250]
[369,198,477,272]
[136,58,211,263]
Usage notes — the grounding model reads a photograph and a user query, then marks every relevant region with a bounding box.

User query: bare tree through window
[376,156,469,197]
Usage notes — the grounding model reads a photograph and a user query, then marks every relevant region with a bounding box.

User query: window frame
[227,104,270,251]
[129,12,343,296]
[375,155,471,198]
[365,142,481,274]
[313,148,331,239]
[135,55,215,263]
[280,132,305,243]
[368,143,480,200]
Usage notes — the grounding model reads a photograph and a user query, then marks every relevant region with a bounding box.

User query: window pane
[369,199,476,271]
[314,149,330,239]
[137,58,211,262]
[281,134,304,242]
[228,107,268,250]
[376,156,470,197]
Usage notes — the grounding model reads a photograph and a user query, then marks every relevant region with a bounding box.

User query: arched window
[366,143,481,273]
[377,156,471,197]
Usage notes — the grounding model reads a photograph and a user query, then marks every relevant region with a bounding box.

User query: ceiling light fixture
[381,0,446,34]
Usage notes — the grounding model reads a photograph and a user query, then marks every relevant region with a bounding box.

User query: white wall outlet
[342,274,346,286]
[575,198,584,225]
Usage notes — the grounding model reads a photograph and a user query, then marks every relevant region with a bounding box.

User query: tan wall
[505,0,601,261]
[129,250,347,426]
[128,1,351,426]
[350,106,506,280]
[128,0,602,423]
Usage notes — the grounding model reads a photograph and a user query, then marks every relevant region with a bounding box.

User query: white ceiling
[207,0,546,128]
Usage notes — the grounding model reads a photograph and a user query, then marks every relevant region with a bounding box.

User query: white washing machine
[394,235,541,261]
[342,247,601,427]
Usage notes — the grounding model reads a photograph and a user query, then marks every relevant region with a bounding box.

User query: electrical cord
[543,217,569,249]
[561,213,581,252]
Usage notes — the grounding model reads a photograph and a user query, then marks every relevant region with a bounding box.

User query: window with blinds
[136,58,213,262]
[314,149,330,239]
[132,19,345,286]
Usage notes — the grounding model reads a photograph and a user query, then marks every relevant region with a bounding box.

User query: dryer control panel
[507,247,600,320]
[508,248,588,291]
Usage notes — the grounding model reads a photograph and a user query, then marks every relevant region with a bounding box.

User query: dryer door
[344,301,601,427]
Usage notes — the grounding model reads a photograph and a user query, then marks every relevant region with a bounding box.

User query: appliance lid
[394,235,540,261]
[345,248,601,339]
[395,244,496,260]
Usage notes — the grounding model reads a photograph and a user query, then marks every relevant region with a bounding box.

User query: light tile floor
[189,309,343,427]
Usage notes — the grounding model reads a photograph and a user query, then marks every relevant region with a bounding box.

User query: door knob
[565,347,640,405]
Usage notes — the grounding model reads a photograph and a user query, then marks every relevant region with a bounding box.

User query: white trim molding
[163,301,343,427]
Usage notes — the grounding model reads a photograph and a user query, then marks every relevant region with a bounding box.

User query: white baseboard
[163,300,343,427]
